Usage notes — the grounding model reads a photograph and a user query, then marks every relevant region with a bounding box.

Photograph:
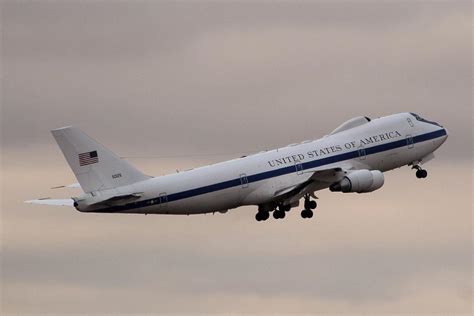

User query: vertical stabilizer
[51,126,150,193]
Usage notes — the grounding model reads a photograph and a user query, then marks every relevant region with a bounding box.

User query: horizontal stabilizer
[25,198,74,207]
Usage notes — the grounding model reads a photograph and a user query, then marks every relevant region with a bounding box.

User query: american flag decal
[78,150,98,166]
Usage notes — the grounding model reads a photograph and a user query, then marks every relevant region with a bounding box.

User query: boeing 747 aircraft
[26,113,448,221]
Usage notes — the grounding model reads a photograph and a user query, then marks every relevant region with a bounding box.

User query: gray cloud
[1,1,472,160]
[2,243,470,305]
[0,2,442,60]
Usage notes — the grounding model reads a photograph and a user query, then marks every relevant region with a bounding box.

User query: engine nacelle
[330,170,384,193]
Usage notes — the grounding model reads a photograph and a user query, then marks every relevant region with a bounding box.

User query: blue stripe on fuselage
[95,128,447,212]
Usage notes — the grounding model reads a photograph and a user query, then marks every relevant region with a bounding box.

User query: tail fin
[51,126,150,193]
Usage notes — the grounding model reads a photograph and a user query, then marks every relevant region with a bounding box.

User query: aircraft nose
[440,127,449,143]
[443,127,449,138]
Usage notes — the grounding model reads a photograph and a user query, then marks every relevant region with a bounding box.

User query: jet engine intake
[330,170,384,193]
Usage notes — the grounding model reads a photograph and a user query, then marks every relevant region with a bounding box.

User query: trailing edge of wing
[25,198,74,207]
[307,167,344,183]
[273,167,345,205]
[274,168,343,197]
[89,193,143,206]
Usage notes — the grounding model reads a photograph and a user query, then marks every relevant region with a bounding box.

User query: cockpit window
[409,113,442,127]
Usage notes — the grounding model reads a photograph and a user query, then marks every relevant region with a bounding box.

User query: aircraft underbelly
[133,187,240,215]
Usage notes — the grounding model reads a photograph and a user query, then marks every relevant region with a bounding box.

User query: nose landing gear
[412,165,428,179]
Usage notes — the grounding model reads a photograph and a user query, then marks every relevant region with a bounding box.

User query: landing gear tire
[273,210,286,219]
[416,169,422,178]
[255,211,269,222]
[255,213,261,221]
[301,209,313,219]
[416,169,428,179]
[304,195,317,210]
[413,164,428,179]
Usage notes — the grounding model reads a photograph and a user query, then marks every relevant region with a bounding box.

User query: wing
[274,167,346,205]
[89,193,143,206]
[25,198,75,207]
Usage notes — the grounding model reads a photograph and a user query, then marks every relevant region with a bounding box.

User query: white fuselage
[77,113,447,215]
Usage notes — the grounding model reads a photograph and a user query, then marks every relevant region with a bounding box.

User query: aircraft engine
[330,170,384,193]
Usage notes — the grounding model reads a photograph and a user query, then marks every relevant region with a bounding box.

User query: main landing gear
[273,203,290,219]
[412,165,428,179]
[255,211,269,221]
[255,195,318,221]
[255,204,273,222]
[255,203,290,221]
[301,195,317,219]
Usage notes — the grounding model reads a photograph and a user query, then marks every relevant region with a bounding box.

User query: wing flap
[274,167,346,205]
[89,192,143,206]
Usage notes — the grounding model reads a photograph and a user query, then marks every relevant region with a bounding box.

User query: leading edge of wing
[24,198,74,207]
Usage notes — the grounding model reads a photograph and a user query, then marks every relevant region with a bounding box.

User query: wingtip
[51,126,74,133]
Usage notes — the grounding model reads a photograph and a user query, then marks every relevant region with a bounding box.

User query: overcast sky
[1,1,472,314]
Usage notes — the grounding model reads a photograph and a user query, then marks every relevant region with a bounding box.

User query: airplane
[26,112,448,221]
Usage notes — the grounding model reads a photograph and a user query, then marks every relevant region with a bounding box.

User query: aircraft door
[240,174,249,188]
[358,146,366,160]
[406,135,414,149]
[295,161,304,175]
[159,192,168,207]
